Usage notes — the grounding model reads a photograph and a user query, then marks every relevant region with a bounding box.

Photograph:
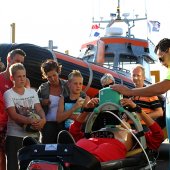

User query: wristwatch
[81,107,94,112]
[132,105,142,113]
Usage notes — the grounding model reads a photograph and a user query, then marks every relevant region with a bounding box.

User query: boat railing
[87,61,131,77]
[147,38,155,47]
[103,63,130,73]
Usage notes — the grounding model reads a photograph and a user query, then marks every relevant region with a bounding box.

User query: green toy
[99,87,123,106]
[85,87,147,150]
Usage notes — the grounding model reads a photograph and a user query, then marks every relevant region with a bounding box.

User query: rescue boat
[0,0,168,169]
[0,0,158,97]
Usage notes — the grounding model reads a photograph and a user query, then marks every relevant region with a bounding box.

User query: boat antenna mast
[116,0,121,20]
[92,0,147,38]
[116,0,147,38]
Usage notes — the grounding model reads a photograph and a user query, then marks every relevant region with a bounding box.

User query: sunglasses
[103,82,115,88]
[159,57,164,63]
[158,50,168,63]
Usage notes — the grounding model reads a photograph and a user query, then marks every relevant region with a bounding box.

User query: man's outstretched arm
[111,79,170,97]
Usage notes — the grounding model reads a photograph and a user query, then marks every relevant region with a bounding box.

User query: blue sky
[0,0,169,57]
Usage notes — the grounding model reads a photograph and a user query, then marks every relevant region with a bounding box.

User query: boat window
[103,53,115,69]
[143,55,154,64]
[79,45,96,59]
[143,58,152,82]
[96,40,105,64]
[118,54,138,71]
[82,54,95,62]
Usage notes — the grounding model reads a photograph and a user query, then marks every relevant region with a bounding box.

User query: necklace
[50,84,61,96]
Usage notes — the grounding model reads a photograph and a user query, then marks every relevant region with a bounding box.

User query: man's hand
[86,98,99,108]
[31,118,46,131]
[120,98,136,108]
[110,84,131,96]
[73,98,85,110]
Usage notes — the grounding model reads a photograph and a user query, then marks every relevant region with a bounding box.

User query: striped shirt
[131,95,162,125]
[132,96,161,114]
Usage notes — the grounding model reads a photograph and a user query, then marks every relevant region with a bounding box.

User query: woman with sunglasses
[100,73,115,87]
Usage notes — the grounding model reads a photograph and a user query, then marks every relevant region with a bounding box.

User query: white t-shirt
[4,88,40,138]
[46,95,60,121]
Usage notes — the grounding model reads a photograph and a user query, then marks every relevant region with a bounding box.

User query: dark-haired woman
[37,59,69,143]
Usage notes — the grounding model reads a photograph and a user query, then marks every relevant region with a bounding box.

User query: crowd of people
[0,38,169,170]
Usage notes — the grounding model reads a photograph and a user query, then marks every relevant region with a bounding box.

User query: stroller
[18,88,158,170]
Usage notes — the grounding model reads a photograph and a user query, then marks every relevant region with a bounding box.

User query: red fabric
[69,120,164,162]
[28,162,60,170]
[0,74,12,125]
[0,91,7,125]
[76,138,126,162]
[69,121,84,142]
[0,124,6,151]
[145,122,164,150]
[69,121,126,162]
[0,74,13,95]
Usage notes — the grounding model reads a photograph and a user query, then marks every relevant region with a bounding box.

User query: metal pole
[117,0,121,20]
[10,23,15,43]
[48,40,53,50]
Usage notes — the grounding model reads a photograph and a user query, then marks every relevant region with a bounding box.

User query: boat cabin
[79,33,158,85]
